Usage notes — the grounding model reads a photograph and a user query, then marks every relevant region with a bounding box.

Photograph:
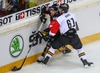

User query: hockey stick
[12,22,44,71]
[12,46,32,71]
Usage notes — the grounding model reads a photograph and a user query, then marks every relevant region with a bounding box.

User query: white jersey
[57,12,77,34]
[49,12,77,36]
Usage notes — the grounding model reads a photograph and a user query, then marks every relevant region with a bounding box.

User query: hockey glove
[41,5,50,14]
[41,5,46,14]
[36,31,49,43]
[39,14,47,23]
[43,28,50,33]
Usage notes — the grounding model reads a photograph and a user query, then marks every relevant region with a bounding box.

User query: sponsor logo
[29,32,35,47]
[9,35,24,57]
[0,3,50,26]
[0,0,78,27]
[20,12,25,19]
[15,6,41,20]
[0,15,12,26]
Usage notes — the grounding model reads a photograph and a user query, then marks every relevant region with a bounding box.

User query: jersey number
[67,18,75,29]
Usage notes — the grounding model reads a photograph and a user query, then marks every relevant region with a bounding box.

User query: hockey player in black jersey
[42,3,93,67]
[37,3,71,63]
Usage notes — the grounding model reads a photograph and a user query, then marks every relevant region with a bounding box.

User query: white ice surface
[8,40,100,73]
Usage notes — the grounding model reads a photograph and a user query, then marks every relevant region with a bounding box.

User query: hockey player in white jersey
[42,3,93,67]
[37,3,71,63]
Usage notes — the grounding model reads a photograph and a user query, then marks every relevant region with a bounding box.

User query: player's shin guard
[77,48,93,67]
[77,48,87,59]
[37,45,50,63]
[42,47,56,65]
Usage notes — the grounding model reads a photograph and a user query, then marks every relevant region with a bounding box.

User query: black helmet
[49,4,58,11]
[59,3,69,13]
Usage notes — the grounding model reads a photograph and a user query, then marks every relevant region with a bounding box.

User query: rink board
[0,33,100,73]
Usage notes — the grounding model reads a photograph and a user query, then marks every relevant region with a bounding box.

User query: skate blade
[84,64,94,68]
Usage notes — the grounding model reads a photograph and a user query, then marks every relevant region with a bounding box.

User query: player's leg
[42,46,71,64]
[77,48,93,67]
[61,46,71,54]
[42,47,56,64]
[37,44,50,63]
[71,34,93,67]
[42,36,68,64]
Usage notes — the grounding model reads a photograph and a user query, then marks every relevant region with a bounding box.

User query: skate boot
[62,48,71,54]
[37,56,44,63]
[81,58,93,68]
[42,56,50,65]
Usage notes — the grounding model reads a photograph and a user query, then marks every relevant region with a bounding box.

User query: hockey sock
[45,47,55,58]
[37,45,50,63]
[77,48,87,60]
[76,48,93,67]
[42,47,56,64]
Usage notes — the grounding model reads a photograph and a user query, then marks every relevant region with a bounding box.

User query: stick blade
[12,66,21,71]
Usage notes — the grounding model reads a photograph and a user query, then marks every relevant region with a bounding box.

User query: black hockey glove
[39,14,47,23]
[36,31,44,38]
[43,28,50,32]
[41,5,50,14]
[41,5,46,14]
[37,29,50,38]
[36,31,49,42]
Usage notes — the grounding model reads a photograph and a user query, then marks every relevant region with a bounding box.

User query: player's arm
[39,5,48,23]
[74,15,79,31]
[49,20,60,36]
[40,20,60,42]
